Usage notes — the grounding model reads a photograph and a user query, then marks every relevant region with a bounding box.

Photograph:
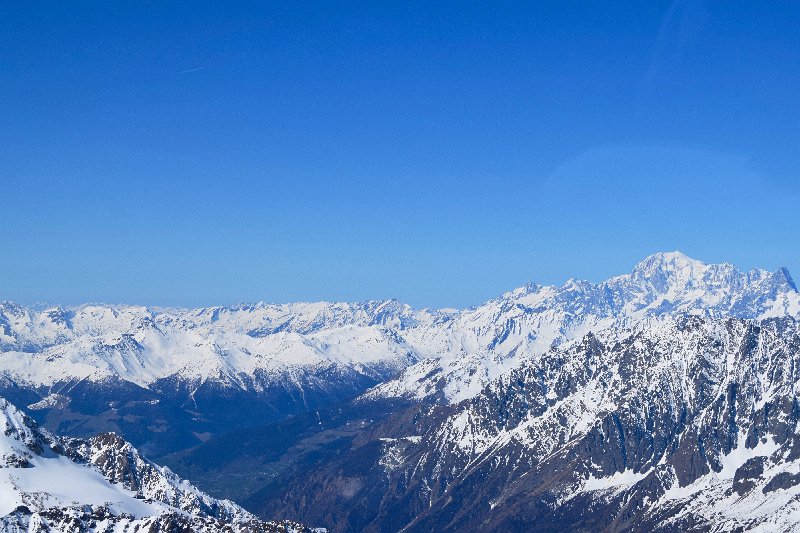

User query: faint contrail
[644,0,707,84]
[177,67,205,74]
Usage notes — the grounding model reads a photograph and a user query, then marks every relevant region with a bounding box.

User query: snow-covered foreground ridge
[0,251,798,403]
[0,396,317,532]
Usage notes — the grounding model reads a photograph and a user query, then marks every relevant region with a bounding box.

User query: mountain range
[2,251,800,531]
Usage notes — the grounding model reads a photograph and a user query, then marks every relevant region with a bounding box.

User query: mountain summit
[605,251,798,318]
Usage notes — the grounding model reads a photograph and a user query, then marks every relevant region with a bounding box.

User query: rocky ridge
[0,397,318,532]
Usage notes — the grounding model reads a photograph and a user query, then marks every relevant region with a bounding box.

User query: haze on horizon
[2,1,798,309]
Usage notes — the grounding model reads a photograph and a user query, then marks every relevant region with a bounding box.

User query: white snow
[0,455,164,517]
[0,396,268,530]
[582,468,650,492]
[0,253,797,409]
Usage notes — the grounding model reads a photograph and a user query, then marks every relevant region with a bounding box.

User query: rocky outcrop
[247,316,800,532]
[0,396,319,533]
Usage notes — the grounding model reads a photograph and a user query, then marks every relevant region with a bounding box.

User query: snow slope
[0,397,316,532]
[0,300,428,389]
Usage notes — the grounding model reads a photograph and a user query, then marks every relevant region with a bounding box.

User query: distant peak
[773,266,798,292]
[631,251,707,277]
[503,281,542,299]
[656,250,691,260]
[637,251,699,266]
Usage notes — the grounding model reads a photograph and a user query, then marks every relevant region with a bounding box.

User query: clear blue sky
[2,1,798,308]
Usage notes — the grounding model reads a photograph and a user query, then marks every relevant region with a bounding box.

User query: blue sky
[1,1,798,308]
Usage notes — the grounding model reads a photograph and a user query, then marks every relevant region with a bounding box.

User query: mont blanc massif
[2,252,800,532]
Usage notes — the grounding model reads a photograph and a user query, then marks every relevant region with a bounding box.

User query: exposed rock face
[243,316,800,532]
[0,507,312,533]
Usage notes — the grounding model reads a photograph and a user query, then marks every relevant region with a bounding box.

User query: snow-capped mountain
[0,299,428,388]
[0,300,433,455]
[0,396,315,532]
[365,251,800,403]
[0,252,797,458]
[253,315,800,532]
[2,251,799,532]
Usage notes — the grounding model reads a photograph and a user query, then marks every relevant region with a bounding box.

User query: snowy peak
[625,251,735,295]
[498,252,798,316]
[630,250,703,276]
[599,251,798,318]
[366,252,800,404]
[624,251,796,297]
[494,251,799,323]
[0,397,57,468]
[770,265,797,292]
[622,252,730,292]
